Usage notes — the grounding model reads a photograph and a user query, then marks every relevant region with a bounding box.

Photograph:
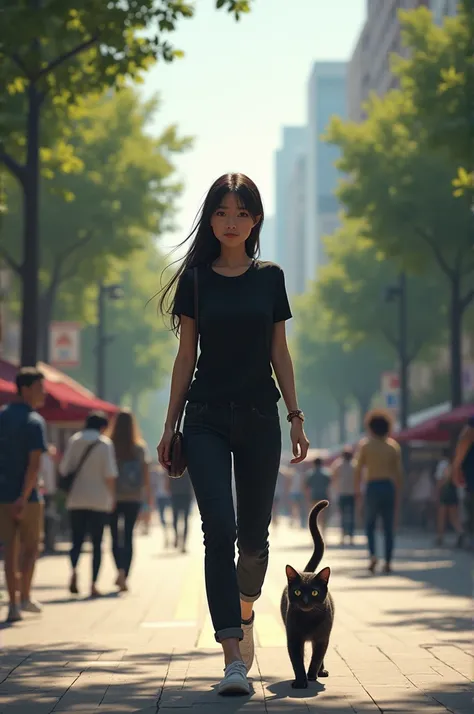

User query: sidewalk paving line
[174,556,203,622]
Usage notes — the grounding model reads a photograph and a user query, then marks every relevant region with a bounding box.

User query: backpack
[116,449,144,498]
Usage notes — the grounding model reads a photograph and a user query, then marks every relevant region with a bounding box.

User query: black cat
[280,500,334,689]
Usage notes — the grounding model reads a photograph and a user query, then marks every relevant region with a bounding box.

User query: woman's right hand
[157,427,174,470]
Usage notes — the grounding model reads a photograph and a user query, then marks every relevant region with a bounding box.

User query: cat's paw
[291,678,308,689]
[318,668,329,677]
[307,670,317,681]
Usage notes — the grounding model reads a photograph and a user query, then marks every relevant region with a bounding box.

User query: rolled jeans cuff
[215,627,243,643]
[239,590,261,603]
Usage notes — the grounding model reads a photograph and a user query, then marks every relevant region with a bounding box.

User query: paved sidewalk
[0,515,472,713]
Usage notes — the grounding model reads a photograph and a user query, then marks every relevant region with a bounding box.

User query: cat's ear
[316,566,331,584]
[286,565,300,583]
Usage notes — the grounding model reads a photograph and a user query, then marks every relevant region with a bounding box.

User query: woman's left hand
[290,419,309,464]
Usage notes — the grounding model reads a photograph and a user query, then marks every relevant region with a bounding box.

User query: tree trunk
[38,283,57,363]
[450,273,463,407]
[20,83,41,366]
[354,393,371,425]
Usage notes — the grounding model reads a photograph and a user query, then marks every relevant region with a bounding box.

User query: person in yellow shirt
[354,411,403,574]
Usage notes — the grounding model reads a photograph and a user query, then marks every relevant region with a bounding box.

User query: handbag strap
[74,440,100,476]
[175,267,199,433]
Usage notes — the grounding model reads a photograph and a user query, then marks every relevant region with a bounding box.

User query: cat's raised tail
[303,500,329,573]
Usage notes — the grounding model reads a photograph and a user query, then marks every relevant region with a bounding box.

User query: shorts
[0,502,43,549]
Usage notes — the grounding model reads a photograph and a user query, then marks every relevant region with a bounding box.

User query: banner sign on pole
[381,371,400,412]
[50,322,81,368]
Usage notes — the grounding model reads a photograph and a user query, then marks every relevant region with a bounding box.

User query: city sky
[142,0,366,252]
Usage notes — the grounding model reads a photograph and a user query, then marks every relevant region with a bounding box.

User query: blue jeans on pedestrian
[365,480,395,564]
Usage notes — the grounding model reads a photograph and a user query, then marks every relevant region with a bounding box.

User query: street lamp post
[96,282,123,400]
[385,271,409,430]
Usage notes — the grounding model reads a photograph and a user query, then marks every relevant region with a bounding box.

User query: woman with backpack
[108,409,151,592]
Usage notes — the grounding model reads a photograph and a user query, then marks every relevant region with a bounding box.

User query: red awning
[396,404,474,443]
[0,358,118,422]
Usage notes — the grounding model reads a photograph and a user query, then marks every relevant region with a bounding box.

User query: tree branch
[0,150,26,184]
[38,34,100,80]
[413,224,453,278]
[10,53,33,80]
[0,246,22,276]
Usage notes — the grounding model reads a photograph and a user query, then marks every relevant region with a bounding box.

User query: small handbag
[168,267,199,479]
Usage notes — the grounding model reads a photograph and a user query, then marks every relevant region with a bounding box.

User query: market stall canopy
[396,403,474,443]
[0,359,118,422]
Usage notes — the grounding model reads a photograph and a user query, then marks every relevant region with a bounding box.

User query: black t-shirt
[173,260,292,407]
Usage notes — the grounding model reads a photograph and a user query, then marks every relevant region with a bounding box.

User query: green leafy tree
[293,294,391,447]
[327,89,473,407]
[317,220,446,364]
[63,243,174,405]
[2,87,191,360]
[395,3,474,198]
[0,0,253,365]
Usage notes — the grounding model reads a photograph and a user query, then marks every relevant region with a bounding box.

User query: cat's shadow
[265,679,325,700]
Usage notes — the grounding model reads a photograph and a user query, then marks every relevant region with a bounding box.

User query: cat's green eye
[294,589,301,596]
[312,589,319,597]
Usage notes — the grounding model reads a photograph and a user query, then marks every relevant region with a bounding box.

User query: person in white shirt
[59,411,118,597]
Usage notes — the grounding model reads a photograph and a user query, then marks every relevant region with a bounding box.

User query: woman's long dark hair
[159,173,264,334]
[107,409,144,461]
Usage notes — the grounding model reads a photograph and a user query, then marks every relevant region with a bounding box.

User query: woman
[157,173,309,696]
[108,409,151,592]
[354,410,402,574]
[331,448,357,545]
[434,450,463,547]
[169,469,193,553]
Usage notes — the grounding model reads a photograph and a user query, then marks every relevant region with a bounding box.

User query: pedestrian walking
[157,173,309,695]
[452,418,474,549]
[434,449,463,547]
[288,466,306,528]
[39,444,59,554]
[150,462,171,547]
[0,367,47,622]
[305,457,331,533]
[331,448,356,544]
[169,470,193,553]
[59,411,117,598]
[354,411,403,574]
[108,409,152,592]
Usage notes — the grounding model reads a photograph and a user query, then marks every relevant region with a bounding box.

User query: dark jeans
[43,494,57,552]
[339,495,355,537]
[110,501,141,577]
[184,402,281,642]
[465,491,474,539]
[171,495,192,547]
[156,496,171,527]
[69,509,108,583]
[365,480,396,564]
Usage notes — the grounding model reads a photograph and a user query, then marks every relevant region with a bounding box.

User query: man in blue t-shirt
[0,367,47,622]
[453,416,474,549]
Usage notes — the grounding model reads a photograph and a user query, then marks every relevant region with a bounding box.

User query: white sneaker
[240,614,255,672]
[20,598,43,614]
[217,660,250,696]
